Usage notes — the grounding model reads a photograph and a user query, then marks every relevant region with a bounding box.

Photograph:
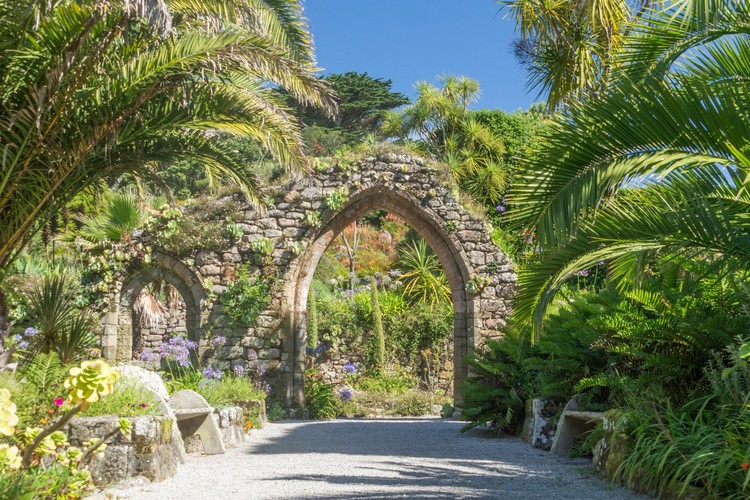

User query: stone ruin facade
[100,153,515,409]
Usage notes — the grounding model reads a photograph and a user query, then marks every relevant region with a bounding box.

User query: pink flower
[54,398,64,407]
[139,403,149,408]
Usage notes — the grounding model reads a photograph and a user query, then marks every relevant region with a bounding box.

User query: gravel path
[105,418,645,499]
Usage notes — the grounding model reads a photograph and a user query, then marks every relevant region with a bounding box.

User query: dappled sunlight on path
[105,418,647,499]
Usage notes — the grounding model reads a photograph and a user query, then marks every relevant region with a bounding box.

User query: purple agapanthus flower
[17,341,29,350]
[158,336,198,367]
[339,387,353,401]
[202,367,223,380]
[232,365,245,377]
[342,362,357,375]
[496,204,506,213]
[212,336,227,347]
[140,350,160,363]
[576,269,590,277]
[13,334,22,343]
[23,327,38,337]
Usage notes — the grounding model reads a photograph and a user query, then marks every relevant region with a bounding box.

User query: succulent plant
[64,360,121,408]
[0,388,18,436]
[0,444,22,470]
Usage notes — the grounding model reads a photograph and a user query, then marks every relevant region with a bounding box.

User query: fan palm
[0,0,336,274]
[509,0,750,337]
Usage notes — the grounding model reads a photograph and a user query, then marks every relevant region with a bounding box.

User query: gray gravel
[105,418,646,499]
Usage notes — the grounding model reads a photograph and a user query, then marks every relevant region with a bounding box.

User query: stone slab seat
[550,396,605,456]
[168,389,226,455]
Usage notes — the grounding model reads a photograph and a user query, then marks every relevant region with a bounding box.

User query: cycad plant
[509,0,750,337]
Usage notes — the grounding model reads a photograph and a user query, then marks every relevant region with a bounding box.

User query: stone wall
[102,153,515,408]
[66,415,183,487]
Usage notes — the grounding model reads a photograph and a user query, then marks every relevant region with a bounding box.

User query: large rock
[116,365,170,401]
[66,415,183,487]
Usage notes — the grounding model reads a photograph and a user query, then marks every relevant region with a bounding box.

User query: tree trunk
[0,287,13,369]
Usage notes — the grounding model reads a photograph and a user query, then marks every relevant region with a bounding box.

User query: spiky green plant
[397,239,451,306]
[25,275,97,364]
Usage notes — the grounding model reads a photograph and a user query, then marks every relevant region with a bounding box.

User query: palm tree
[508,0,750,337]
[0,0,336,347]
[501,0,649,110]
[381,75,508,206]
[0,0,336,274]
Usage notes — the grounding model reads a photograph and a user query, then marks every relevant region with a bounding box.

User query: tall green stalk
[307,290,318,349]
[371,277,385,371]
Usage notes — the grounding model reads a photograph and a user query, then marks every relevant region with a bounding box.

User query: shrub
[459,333,530,435]
[305,368,338,419]
[80,381,159,417]
[220,266,270,327]
[339,389,449,418]
[197,376,265,408]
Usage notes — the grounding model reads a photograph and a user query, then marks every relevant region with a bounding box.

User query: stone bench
[550,397,604,456]
[168,389,226,455]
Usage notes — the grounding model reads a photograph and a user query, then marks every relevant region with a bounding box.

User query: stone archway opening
[305,209,456,399]
[287,185,479,407]
[101,253,206,363]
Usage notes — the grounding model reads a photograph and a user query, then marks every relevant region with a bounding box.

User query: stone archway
[100,152,515,410]
[285,185,477,404]
[101,252,206,362]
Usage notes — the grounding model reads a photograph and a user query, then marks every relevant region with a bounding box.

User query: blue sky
[303,0,538,113]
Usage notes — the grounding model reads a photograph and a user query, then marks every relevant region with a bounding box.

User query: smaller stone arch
[101,252,206,363]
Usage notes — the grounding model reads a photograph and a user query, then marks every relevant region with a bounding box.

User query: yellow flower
[0,388,19,436]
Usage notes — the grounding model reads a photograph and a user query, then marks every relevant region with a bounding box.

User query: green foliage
[316,291,363,353]
[459,333,530,435]
[397,239,451,305]
[79,381,159,417]
[371,279,385,371]
[307,291,319,349]
[339,389,448,418]
[8,353,66,428]
[197,376,266,408]
[509,1,750,335]
[305,369,338,419]
[381,75,508,206]
[74,190,147,245]
[249,237,274,264]
[0,462,94,500]
[355,369,418,395]
[291,72,409,154]
[25,275,97,365]
[154,198,244,258]
[615,391,750,499]
[0,0,335,273]
[220,267,271,327]
[266,402,286,422]
[325,187,349,211]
